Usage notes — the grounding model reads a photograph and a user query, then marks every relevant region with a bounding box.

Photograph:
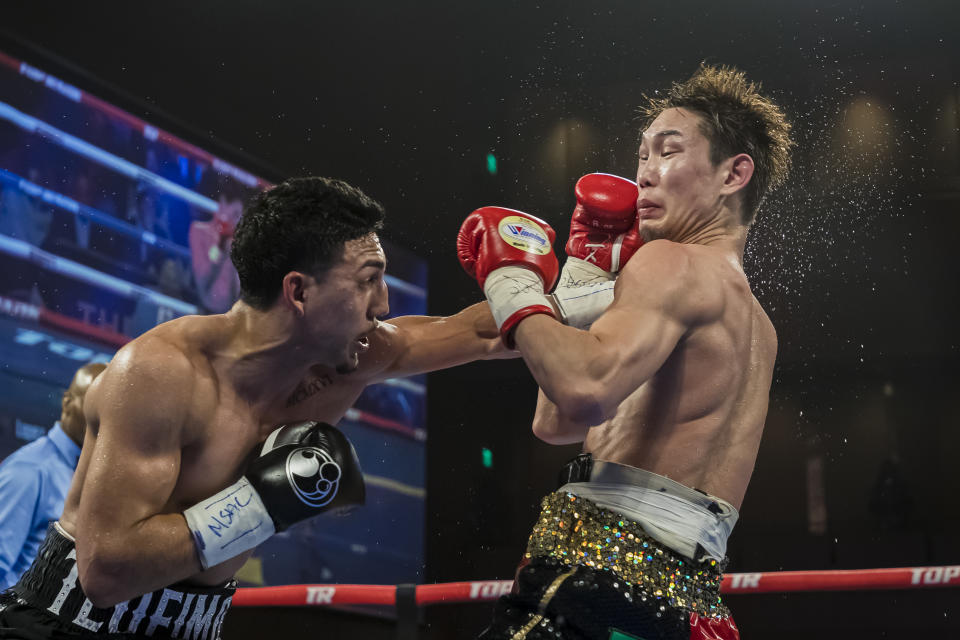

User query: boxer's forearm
[514,315,614,426]
[516,268,686,425]
[448,301,512,360]
[77,514,202,608]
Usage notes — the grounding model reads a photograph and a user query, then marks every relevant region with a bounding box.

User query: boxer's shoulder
[622,239,694,279]
[110,329,199,384]
[352,318,415,380]
[626,239,731,274]
[88,324,219,441]
[617,240,723,321]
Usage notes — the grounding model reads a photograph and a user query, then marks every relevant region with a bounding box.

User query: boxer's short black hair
[638,64,794,225]
[231,176,385,309]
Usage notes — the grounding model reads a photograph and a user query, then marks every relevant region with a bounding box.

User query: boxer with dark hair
[460,65,793,640]
[0,176,512,639]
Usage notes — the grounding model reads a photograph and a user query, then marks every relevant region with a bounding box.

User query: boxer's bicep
[363,302,508,383]
[75,344,191,559]
[81,398,184,529]
[587,304,687,411]
[585,244,704,408]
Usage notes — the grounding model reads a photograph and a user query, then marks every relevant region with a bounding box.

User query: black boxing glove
[183,421,365,569]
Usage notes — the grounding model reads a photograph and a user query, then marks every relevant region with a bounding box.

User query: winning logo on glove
[286,447,342,508]
[498,216,551,255]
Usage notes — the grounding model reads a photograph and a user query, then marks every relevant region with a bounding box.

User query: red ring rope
[231,565,960,607]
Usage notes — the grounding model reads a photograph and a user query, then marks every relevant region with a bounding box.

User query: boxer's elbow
[550,384,608,428]
[531,418,588,445]
[535,348,624,425]
[84,585,126,609]
[78,543,136,607]
[81,570,126,608]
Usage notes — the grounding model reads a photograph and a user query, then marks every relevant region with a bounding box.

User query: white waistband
[559,462,738,561]
[54,521,75,543]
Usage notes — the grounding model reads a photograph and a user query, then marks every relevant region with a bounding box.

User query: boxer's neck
[668,203,748,263]
[214,302,322,412]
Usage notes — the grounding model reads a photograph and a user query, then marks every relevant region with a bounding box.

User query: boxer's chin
[638,219,661,243]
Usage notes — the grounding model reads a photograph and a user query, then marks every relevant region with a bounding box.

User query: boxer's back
[583,243,777,509]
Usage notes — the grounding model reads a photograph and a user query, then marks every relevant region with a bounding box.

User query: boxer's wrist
[183,477,276,570]
[559,256,615,283]
[483,265,555,347]
[552,284,616,331]
[552,257,617,330]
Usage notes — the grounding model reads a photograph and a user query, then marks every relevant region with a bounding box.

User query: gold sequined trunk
[525,491,730,618]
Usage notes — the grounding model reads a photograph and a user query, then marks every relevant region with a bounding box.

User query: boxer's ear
[719,153,754,196]
[281,271,308,317]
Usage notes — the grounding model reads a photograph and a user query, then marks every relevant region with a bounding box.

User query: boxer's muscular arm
[515,241,720,427]
[361,301,513,384]
[75,342,202,607]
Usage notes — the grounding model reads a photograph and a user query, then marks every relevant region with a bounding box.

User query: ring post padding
[395,583,419,640]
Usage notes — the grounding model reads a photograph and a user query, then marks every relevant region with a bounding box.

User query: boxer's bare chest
[170,366,366,509]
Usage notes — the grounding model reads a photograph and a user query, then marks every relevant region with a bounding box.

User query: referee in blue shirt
[0,362,106,590]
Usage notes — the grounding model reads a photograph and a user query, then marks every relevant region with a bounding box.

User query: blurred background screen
[0,48,428,591]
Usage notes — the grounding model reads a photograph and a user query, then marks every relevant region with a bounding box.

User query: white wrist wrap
[483,265,553,330]
[183,477,276,570]
[552,257,617,330]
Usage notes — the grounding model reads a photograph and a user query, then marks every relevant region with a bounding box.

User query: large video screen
[0,50,427,589]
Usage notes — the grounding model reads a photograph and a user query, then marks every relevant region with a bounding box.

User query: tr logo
[729,573,762,589]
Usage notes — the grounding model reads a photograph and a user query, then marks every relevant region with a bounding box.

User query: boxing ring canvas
[0,49,428,592]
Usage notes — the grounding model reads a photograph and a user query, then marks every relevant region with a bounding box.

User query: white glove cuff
[483,266,553,330]
[183,477,276,570]
[553,257,617,330]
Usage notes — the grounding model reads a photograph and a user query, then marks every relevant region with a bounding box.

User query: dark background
[3,1,959,637]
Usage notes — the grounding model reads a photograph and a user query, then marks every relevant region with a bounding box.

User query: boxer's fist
[457,206,559,288]
[553,174,643,329]
[566,173,642,274]
[457,207,559,345]
[246,421,365,531]
[184,422,365,569]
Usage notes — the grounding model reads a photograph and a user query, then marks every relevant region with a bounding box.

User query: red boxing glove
[458,207,559,346]
[553,174,643,329]
[566,173,642,273]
